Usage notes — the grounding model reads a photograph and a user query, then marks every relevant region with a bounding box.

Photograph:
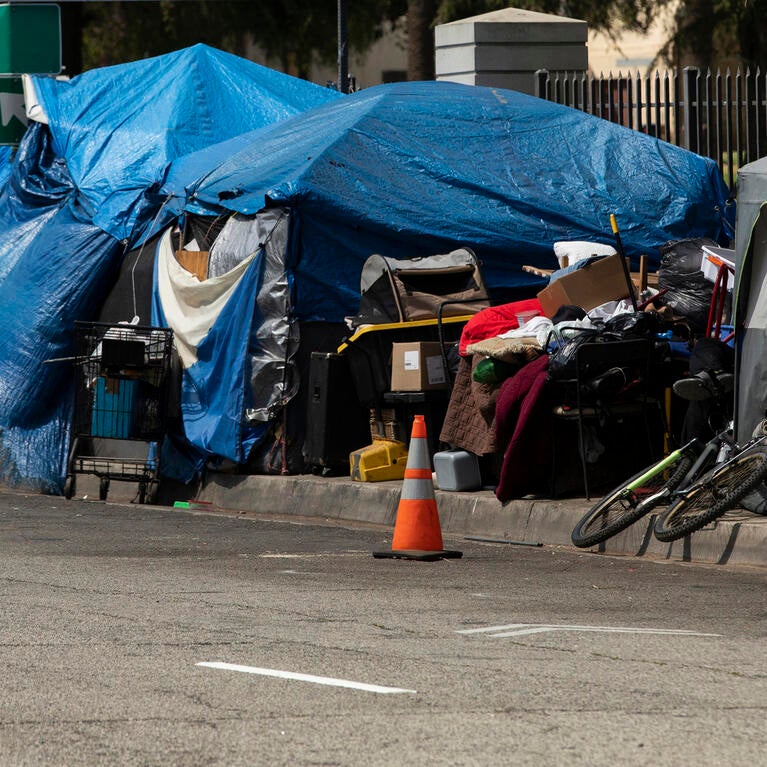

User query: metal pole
[337,0,348,93]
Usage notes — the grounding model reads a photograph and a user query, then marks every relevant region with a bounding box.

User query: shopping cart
[63,321,174,503]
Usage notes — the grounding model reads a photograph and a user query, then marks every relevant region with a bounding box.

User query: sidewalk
[174,471,767,570]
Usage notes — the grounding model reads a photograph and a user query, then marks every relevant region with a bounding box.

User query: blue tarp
[0,45,341,492]
[163,80,733,323]
[29,44,341,242]
[0,146,11,187]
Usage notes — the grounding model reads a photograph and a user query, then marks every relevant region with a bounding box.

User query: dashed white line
[196,661,417,694]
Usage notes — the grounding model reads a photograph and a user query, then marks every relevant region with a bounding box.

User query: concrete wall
[435,8,587,95]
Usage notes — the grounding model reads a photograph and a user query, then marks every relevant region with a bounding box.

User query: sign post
[0,76,26,145]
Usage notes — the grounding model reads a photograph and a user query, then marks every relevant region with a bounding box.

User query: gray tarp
[734,157,767,438]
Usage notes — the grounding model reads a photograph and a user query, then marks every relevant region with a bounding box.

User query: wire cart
[64,321,174,503]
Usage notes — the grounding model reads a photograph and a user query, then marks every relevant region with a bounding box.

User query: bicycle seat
[673,369,734,401]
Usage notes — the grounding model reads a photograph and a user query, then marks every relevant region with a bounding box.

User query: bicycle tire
[654,451,767,542]
[571,451,695,548]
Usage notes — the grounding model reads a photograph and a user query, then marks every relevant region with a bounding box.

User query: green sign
[0,3,61,75]
[0,76,26,145]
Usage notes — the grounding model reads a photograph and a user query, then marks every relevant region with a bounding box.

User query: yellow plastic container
[350,437,409,482]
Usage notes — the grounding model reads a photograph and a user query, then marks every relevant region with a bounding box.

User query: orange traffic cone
[373,415,462,561]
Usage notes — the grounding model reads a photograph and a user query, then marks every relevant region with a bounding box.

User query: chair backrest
[574,337,652,378]
[572,337,653,405]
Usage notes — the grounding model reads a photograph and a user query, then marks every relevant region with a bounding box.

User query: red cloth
[494,354,552,502]
[459,298,544,355]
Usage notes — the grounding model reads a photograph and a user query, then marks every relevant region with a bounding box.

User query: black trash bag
[602,310,660,339]
[546,326,614,382]
[655,238,718,333]
[546,311,660,384]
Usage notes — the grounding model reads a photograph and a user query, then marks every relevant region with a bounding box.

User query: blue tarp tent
[161,80,733,324]
[143,79,733,481]
[0,45,340,492]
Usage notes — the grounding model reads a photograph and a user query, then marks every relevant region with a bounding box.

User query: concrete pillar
[435,8,587,95]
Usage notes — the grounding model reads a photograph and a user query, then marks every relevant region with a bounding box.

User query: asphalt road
[1,490,766,766]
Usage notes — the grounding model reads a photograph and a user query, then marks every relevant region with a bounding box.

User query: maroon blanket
[494,354,552,502]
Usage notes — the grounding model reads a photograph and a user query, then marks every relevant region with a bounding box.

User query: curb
[191,472,767,570]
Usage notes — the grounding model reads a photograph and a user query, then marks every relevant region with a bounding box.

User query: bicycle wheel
[571,451,695,548]
[654,451,767,542]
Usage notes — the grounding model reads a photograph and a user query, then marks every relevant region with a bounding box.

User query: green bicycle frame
[620,448,687,497]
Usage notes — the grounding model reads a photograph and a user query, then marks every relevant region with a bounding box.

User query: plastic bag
[546,311,659,382]
[546,326,616,381]
[656,238,717,333]
[602,310,660,338]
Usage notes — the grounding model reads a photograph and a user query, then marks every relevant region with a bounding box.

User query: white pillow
[553,240,617,268]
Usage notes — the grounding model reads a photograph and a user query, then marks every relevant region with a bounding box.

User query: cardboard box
[175,250,210,281]
[390,342,448,391]
[536,253,631,318]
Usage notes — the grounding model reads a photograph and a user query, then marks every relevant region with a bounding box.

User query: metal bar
[683,66,699,152]
[704,68,713,159]
[337,0,348,93]
[534,69,549,99]
[715,70,723,186]
[654,70,662,142]
[725,69,734,191]
[464,536,543,547]
[607,72,614,123]
[673,69,681,145]
[753,67,761,160]
[617,73,626,127]
[735,68,744,182]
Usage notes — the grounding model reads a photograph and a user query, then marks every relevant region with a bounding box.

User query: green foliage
[76,0,767,81]
[436,0,665,34]
[80,0,407,78]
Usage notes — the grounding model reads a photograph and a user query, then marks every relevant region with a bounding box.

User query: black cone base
[372,549,463,561]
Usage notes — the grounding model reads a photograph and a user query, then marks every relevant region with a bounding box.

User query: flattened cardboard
[175,250,210,281]
[536,254,631,318]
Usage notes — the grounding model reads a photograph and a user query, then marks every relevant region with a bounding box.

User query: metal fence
[535,66,767,196]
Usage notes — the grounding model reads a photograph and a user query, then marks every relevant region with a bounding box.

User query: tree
[67,0,767,83]
[408,0,438,80]
[75,0,406,80]
[666,0,767,71]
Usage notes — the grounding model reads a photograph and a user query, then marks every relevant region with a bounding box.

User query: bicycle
[570,418,767,548]
[654,420,767,541]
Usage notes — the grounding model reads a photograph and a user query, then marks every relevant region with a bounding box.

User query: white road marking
[196,662,417,694]
[456,623,721,638]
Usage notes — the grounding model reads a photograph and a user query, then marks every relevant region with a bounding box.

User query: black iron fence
[535,66,767,196]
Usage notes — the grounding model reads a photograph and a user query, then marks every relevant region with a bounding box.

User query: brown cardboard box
[390,342,448,391]
[536,253,632,318]
[175,250,210,281]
